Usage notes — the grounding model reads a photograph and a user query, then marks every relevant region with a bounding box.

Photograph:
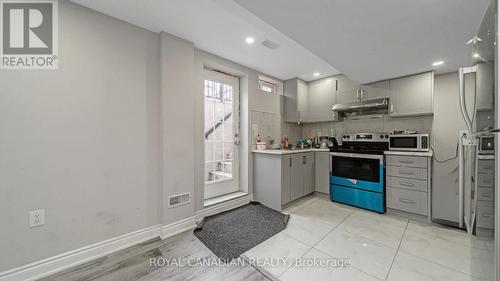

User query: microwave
[479,135,495,154]
[389,134,429,152]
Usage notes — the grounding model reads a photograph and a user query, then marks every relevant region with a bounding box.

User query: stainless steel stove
[329,132,389,213]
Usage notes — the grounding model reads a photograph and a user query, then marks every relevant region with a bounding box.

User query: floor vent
[168,192,191,208]
[261,39,280,50]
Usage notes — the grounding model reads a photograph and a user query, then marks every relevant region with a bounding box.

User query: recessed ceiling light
[432,60,444,66]
[313,72,320,77]
[245,37,255,44]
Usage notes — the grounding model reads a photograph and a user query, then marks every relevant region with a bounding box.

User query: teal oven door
[330,152,385,213]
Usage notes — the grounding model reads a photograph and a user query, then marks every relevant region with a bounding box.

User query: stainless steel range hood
[332,98,388,113]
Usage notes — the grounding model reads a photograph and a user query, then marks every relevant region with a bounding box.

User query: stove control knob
[380,134,384,139]
[385,135,389,138]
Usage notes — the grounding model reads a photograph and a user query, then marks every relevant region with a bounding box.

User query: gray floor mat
[193,202,290,260]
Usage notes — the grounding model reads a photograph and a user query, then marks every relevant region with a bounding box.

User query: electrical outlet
[29,209,45,228]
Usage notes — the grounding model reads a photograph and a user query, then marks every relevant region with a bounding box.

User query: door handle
[398,181,415,187]
[302,155,307,164]
[399,198,415,204]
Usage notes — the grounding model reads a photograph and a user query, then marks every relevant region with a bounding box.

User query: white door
[204,70,240,199]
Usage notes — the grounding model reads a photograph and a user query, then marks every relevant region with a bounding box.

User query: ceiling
[235,0,491,83]
[70,0,340,81]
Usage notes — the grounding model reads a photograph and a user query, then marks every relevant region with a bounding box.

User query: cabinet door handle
[303,155,307,164]
[289,157,292,167]
[482,193,491,198]
[482,214,491,218]
[399,181,415,187]
[399,198,415,204]
[399,160,414,164]
[390,103,394,113]
[399,171,415,176]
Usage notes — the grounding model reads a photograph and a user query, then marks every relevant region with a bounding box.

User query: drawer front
[386,166,427,180]
[386,155,427,168]
[477,187,494,202]
[387,187,428,216]
[478,160,495,175]
[477,201,494,229]
[478,173,494,187]
[386,176,428,192]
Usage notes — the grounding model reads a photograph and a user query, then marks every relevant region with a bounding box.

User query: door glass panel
[204,80,234,183]
[332,156,380,183]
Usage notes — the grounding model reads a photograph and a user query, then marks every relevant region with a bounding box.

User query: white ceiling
[70,0,340,81]
[235,0,491,83]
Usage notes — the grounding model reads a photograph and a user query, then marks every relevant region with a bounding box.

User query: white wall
[159,32,196,225]
[0,0,161,271]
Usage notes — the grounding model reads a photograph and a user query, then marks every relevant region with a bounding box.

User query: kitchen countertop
[384,150,433,157]
[252,148,330,155]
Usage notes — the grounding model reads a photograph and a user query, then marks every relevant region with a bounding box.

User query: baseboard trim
[195,193,253,221]
[160,216,197,239]
[0,194,254,281]
[0,225,161,281]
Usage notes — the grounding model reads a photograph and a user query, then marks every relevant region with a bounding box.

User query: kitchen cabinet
[389,72,434,117]
[290,152,315,201]
[253,151,316,210]
[476,62,494,111]
[475,158,495,236]
[284,78,308,123]
[385,154,431,217]
[360,80,391,100]
[307,78,337,122]
[315,151,330,194]
[335,74,360,104]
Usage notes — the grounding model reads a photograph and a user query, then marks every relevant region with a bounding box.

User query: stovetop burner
[332,132,389,155]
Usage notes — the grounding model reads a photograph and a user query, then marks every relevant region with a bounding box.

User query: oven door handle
[330,152,384,161]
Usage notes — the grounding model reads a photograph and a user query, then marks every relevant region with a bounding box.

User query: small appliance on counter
[389,133,429,152]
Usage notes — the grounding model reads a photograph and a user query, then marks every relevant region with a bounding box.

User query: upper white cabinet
[389,72,434,117]
[284,78,308,123]
[335,74,360,104]
[307,77,337,122]
[360,80,391,100]
[476,62,494,111]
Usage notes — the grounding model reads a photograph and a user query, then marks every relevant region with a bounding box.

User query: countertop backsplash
[302,115,434,143]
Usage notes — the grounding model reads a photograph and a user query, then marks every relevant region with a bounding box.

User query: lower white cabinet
[315,151,330,194]
[253,152,315,211]
[475,159,495,235]
[386,155,431,217]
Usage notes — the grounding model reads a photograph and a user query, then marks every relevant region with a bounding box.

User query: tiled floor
[41,194,495,281]
[243,195,495,281]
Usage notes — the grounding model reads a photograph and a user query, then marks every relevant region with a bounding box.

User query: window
[258,79,277,94]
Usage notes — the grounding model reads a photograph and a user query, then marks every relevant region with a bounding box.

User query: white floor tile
[387,251,485,281]
[280,248,380,281]
[400,230,494,280]
[242,232,310,278]
[282,196,319,214]
[294,199,353,226]
[282,214,335,247]
[314,228,397,280]
[338,212,407,248]
[407,221,492,250]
